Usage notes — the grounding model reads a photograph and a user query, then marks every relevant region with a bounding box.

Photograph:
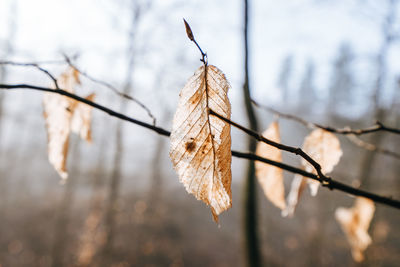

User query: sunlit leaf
[170,65,231,222]
[71,93,95,143]
[335,197,375,262]
[255,121,286,210]
[281,174,306,217]
[301,129,342,196]
[43,67,80,180]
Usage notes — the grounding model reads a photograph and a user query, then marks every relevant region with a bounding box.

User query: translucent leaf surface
[335,197,375,262]
[43,68,80,180]
[281,174,306,217]
[255,121,286,210]
[170,65,231,222]
[302,129,342,196]
[71,93,95,143]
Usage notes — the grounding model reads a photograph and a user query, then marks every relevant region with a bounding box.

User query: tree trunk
[100,3,142,264]
[0,0,17,231]
[358,0,396,187]
[242,0,261,266]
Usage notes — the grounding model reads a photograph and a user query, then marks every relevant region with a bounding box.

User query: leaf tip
[309,182,319,196]
[58,171,68,184]
[211,207,225,226]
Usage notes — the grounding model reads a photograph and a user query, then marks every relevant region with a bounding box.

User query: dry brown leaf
[58,67,81,89]
[43,94,72,180]
[71,93,96,143]
[335,197,375,262]
[170,65,231,222]
[301,129,342,196]
[281,174,307,217]
[43,68,80,180]
[255,121,286,210]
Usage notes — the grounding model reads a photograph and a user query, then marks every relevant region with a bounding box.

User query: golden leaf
[255,121,286,210]
[43,68,80,180]
[301,129,342,196]
[71,93,95,143]
[281,174,306,217]
[170,65,231,222]
[335,197,375,262]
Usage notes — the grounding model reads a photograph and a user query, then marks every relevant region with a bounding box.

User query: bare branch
[0,61,61,89]
[251,99,400,159]
[232,151,400,210]
[183,19,207,64]
[251,99,400,136]
[0,83,399,210]
[0,59,157,125]
[0,83,168,135]
[208,109,328,184]
[63,56,157,125]
[346,134,400,159]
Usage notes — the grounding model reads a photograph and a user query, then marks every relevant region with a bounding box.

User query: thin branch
[232,151,400,209]
[0,83,399,210]
[0,59,69,65]
[346,134,400,159]
[209,109,328,183]
[183,19,207,64]
[0,84,168,136]
[63,56,156,126]
[251,99,400,159]
[0,61,61,89]
[251,99,400,136]
[0,59,157,125]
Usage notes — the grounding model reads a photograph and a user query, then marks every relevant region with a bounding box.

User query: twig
[208,109,329,184]
[251,99,400,159]
[0,59,69,65]
[0,59,157,126]
[63,56,157,126]
[231,151,400,209]
[0,83,399,210]
[251,99,400,136]
[346,134,400,159]
[183,19,207,64]
[0,84,168,135]
[0,61,61,89]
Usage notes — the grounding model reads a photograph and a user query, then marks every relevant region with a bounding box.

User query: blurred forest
[0,0,400,266]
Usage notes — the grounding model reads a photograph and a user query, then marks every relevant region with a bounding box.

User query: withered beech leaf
[71,93,95,143]
[170,65,231,222]
[255,121,286,210]
[335,197,375,262]
[281,174,307,217]
[43,67,80,180]
[301,129,342,196]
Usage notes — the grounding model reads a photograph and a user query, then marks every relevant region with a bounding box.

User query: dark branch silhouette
[63,56,156,126]
[0,59,157,125]
[209,109,328,184]
[0,83,399,210]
